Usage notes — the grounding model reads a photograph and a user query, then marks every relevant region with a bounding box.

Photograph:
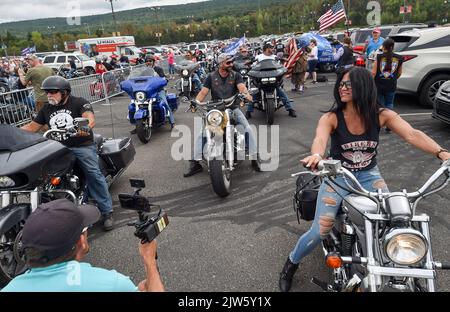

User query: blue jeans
[192,73,202,91]
[69,144,113,216]
[377,91,395,110]
[247,86,293,112]
[193,107,257,160]
[289,166,388,264]
[68,68,77,79]
[158,90,175,125]
[169,64,175,75]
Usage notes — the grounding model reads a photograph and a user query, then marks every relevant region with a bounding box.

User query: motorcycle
[0,120,135,286]
[55,64,84,79]
[292,159,450,292]
[121,67,178,144]
[187,94,261,197]
[248,59,287,125]
[233,60,252,90]
[175,60,202,102]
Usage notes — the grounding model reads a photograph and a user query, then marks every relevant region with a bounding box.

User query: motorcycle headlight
[182,69,189,76]
[261,78,269,84]
[206,110,223,127]
[269,77,277,82]
[384,229,428,265]
[0,176,15,188]
[241,70,247,75]
[135,92,146,102]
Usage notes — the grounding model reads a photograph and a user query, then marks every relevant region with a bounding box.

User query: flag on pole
[222,36,246,56]
[318,0,347,33]
[21,46,36,56]
[284,37,303,77]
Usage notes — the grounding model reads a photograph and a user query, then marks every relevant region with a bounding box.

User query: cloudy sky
[0,0,206,24]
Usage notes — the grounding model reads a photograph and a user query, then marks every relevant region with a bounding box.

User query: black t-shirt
[69,60,77,70]
[204,70,244,102]
[276,43,285,53]
[34,96,94,147]
[103,62,113,71]
[154,66,166,78]
[375,53,404,93]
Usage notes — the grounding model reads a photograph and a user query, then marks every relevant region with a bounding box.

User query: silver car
[391,27,450,107]
[433,80,450,124]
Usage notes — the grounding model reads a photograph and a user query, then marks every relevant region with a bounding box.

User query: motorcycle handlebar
[292,159,450,199]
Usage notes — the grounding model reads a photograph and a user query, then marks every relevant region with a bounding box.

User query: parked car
[34,51,64,62]
[188,43,208,54]
[390,26,450,107]
[43,53,96,75]
[432,80,450,124]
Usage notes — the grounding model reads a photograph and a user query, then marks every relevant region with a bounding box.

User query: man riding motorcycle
[246,43,297,119]
[20,76,114,231]
[184,53,256,177]
[144,55,175,127]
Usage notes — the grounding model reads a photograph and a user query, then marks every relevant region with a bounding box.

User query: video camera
[118,179,169,244]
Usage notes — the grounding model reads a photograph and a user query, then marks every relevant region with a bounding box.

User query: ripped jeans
[289,166,388,264]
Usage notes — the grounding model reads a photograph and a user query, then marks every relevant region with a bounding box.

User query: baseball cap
[373,27,381,34]
[22,199,101,261]
[217,53,234,64]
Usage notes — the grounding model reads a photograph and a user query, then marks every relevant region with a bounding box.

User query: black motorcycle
[0,119,135,286]
[248,59,287,125]
[175,60,201,102]
[233,60,252,90]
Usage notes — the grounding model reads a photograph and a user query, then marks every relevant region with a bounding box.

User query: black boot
[279,257,299,292]
[245,111,252,119]
[288,109,297,118]
[130,128,137,134]
[102,213,114,231]
[184,160,203,177]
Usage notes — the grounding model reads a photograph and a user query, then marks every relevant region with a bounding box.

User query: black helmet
[41,76,71,93]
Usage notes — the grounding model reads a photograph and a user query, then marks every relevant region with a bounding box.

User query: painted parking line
[399,112,432,117]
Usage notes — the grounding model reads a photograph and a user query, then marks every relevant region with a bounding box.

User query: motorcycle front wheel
[265,97,275,125]
[0,220,27,287]
[136,119,152,144]
[209,159,231,197]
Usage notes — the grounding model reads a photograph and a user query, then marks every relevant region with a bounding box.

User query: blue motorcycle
[121,67,178,144]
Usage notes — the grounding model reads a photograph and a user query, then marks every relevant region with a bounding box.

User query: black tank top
[330,110,380,172]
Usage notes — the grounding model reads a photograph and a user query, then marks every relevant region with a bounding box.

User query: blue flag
[223,37,245,56]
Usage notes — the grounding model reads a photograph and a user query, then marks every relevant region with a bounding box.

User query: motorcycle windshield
[174,61,198,74]
[248,60,287,79]
[0,124,47,152]
[121,68,167,99]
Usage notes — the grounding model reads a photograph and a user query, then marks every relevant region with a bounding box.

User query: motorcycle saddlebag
[100,137,135,170]
[293,175,322,222]
[166,93,179,111]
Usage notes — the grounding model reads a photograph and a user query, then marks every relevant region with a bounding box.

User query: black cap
[22,199,100,260]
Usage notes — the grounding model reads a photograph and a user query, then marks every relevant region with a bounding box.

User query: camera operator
[1,199,165,292]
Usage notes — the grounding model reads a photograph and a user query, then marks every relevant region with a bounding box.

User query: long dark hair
[382,38,395,72]
[327,67,380,131]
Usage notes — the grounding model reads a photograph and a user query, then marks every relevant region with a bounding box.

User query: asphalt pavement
[84,74,450,292]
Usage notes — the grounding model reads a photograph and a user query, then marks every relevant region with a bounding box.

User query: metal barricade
[0,88,35,127]
[100,66,132,99]
[68,73,105,104]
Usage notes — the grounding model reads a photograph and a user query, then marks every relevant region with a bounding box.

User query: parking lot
[82,76,450,292]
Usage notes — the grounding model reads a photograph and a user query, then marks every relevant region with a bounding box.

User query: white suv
[390,27,450,107]
[43,53,96,75]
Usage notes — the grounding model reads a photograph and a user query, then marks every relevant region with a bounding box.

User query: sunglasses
[339,80,352,89]
[45,90,60,95]
[225,61,234,65]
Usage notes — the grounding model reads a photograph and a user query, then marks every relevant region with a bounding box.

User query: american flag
[284,37,303,76]
[318,0,347,33]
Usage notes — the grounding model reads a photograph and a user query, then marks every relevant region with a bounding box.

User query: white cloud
[0,0,206,24]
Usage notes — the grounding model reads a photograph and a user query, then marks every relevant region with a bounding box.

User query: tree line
[1,0,448,56]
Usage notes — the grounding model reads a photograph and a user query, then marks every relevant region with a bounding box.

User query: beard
[48,98,59,105]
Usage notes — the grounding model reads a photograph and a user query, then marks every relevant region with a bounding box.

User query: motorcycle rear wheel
[136,119,152,144]
[209,159,231,197]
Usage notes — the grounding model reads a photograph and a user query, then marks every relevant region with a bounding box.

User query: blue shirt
[1,261,138,292]
[366,37,385,57]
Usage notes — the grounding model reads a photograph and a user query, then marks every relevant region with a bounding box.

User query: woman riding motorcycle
[279,67,450,292]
